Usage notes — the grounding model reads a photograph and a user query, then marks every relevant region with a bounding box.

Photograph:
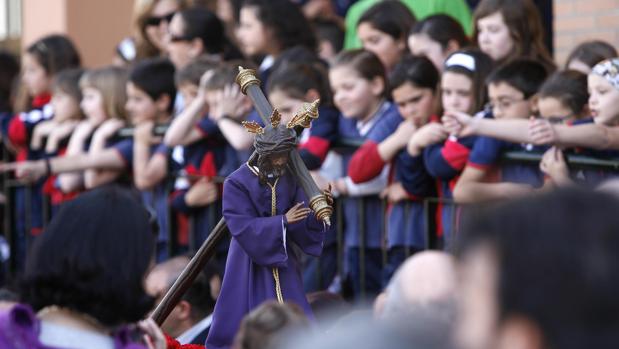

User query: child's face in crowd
[165,14,195,69]
[358,23,405,71]
[408,34,448,72]
[268,89,306,125]
[22,53,51,97]
[477,11,514,62]
[52,90,80,122]
[588,74,619,125]
[318,39,338,64]
[145,0,178,52]
[329,66,383,121]
[441,71,474,114]
[488,82,531,119]
[80,87,107,125]
[392,81,435,127]
[126,82,158,124]
[178,82,199,107]
[237,7,269,57]
[537,96,573,124]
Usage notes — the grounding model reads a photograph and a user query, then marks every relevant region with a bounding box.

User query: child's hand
[134,121,155,144]
[45,120,79,153]
[72,120,96,141]
[540,146,571,186]
[442,111,477,137]
[198,70,215,101]
[285,202,311,224]
[1,160,47,182]
[529,117,556,145]
[407,123,448,156]
[331,178,348,196]
[93,118,125,142]
[379,182,409,203]
[31,120,57,150]
[185,178,219,206]
[391,120,417,147]
[209,84,247,122]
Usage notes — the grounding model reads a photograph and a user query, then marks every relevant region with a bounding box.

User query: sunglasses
[145,12,175,27]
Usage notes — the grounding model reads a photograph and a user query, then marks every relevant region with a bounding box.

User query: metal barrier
[3,135,619,299]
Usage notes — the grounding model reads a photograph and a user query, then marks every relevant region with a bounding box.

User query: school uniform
[41,136,80,216]
[297,106,340,292]
[1,94,53,268]
[467,136,545,189]
[340,101,401,298]
[564,118,619,185]
[424,110,491,247]
[170,116,231,264]
[113,138,179,261]
[423,135,476,248]
[387,148,436,280]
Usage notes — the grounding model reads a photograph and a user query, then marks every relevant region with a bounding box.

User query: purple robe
[206,163,325,349]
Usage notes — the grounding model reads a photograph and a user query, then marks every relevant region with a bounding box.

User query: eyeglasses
[487,97,527,112]
[145,12,175,27]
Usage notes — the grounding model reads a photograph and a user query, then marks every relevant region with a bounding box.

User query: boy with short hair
[452,59,549,203]
[122,58,178,260]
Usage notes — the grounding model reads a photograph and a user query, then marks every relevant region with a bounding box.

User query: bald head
[380,251,457,319]
[397,251,457,304]
[145,255,191,297]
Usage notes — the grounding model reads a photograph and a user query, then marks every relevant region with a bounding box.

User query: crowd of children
[1,0,619,303]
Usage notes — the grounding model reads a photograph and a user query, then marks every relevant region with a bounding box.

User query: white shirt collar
[357,101,389,136]
[176,314,213,345]
[259,55,275,72]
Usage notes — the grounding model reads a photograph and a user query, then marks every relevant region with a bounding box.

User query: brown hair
[565,40,618,70]
[473,0,555,71]
[202,60,255,90]
[80,66,129,121]
[174,55,220,86]
[443,48,495,113]
[539,70,589,119]
[331,49,387,97]
[233,301,309,349]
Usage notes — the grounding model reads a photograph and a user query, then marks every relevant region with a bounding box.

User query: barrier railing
[2,133,619,298]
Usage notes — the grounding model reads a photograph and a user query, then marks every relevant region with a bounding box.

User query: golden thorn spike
[241,121,264,135]
[286,98,321,129]
[270,109,282,128]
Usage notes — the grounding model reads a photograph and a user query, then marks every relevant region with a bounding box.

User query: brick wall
[554,0,619,66]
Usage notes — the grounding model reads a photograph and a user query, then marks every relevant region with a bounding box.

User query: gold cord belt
[267,178,284,304]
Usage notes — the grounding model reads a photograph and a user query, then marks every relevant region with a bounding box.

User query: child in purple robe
[206,124,330,349]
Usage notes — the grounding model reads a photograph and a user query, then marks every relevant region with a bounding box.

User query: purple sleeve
[285,184,325,257]
[222,176,288,268]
